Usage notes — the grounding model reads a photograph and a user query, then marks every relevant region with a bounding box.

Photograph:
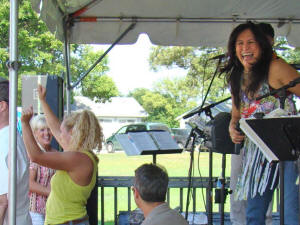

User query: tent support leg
[63,19,136,113]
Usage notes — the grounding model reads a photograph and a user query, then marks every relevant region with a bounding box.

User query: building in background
[72,96,148,140]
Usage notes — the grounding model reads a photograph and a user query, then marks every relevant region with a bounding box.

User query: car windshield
[173,129,189,136]
[149,124,170,132]
[126,125,147,132]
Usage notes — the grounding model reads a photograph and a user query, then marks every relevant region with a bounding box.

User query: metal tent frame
[8,0,300,224]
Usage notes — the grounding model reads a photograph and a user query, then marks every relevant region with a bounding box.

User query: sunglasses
[0,98,8,103]
[131,186,138,193]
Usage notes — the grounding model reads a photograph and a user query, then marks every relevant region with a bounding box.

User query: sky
[94,34,186,95]
[93,35,300,108]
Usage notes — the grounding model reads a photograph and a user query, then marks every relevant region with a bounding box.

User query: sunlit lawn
[96,151,232,224]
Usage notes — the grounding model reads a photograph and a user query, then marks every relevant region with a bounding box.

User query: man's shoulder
[0,126,9,156]
[143,204,188,225]
[0,126,9,138]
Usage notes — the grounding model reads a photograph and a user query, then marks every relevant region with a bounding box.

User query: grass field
[96,151,232,224]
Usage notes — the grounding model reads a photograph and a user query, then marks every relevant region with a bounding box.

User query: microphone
[208,53,226,61]
[234,123,244,154]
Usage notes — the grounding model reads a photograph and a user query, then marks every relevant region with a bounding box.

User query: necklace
[37,142,47,152]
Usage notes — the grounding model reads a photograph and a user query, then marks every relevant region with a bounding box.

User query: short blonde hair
[30,114,48,132]
[63,110,103,153]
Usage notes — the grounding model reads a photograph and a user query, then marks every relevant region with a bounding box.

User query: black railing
[98,176,231,225]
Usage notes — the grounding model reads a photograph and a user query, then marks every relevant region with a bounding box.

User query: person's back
[44,151,97,224]
[0,126,32,225]
[0,79,32,225]
[141,202,188,225]
[133,164,188,225]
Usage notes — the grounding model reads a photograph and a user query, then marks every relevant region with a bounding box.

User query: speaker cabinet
[22,75,64,150]
[22,75,63,118]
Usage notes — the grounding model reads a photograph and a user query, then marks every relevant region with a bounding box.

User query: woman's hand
[38,85,46,101]
[21,106,33,124]
[229,121,245,144]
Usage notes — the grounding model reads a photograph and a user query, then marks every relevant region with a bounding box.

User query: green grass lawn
[96,151,232,224]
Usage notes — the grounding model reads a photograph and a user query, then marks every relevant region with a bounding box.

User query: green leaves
[0,0,118,104]
[129,77,198,127]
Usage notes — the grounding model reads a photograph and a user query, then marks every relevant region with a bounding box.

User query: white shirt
[0,126,32,225]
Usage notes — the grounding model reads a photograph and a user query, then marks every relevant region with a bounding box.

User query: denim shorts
[54,216,90,225]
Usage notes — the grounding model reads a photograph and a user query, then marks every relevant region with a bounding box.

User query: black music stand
[116,130,182,163]
[240,116,300,224]
[254,76,300,225]
[240,117,300,162]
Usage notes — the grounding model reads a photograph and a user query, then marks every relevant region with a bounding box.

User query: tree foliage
[144,37,300,127]
[149,46,229,102]
[0,0,118,104]
[129,76,199,127]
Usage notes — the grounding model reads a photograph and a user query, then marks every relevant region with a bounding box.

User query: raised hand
[21,106,34,124]
[38,84,46,101]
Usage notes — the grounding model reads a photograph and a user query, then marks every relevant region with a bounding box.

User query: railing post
[180,188,183,212]
[114,187,118,225]
[128,187,131,212]
[193,188,196,213]
[101,186,104,225]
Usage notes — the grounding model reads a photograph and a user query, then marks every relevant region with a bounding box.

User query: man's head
[258,22,275,46]
[133,163,169,204]
[0,79,9,126]
[0,79,9,104]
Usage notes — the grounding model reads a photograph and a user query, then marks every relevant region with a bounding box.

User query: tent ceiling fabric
[31,0,300,46]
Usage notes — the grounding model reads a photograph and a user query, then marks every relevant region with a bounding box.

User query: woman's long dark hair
[220,22,273,109]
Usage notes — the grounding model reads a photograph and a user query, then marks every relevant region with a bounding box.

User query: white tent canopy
[6,1,300,224]
[31,0,300,46]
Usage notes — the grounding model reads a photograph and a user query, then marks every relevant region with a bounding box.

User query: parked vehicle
[105,122,172,153]
[171,128,190,149]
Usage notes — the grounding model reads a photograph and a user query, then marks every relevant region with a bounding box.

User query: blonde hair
[63,110,103,154]
[30,114,48,132]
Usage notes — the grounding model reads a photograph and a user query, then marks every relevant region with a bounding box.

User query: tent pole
[70,22,136,89]
[63,18,72,115]
[8,0,19,224]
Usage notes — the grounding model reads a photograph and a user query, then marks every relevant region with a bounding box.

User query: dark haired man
[132,163,188,225]
[0,79,32,225]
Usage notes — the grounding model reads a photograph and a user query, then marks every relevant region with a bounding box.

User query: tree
[0,0,119,104]
[149,46,229,102]
[146,38,300,127]
[149,38,300,103]
[275,37,300,64]
[129,76,199,127]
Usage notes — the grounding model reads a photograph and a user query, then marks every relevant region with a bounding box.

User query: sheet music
[149,131,181,150]
[240,117,300,162]
[128,132,157,151]
[116,134,141,156]
[240,118,279,162]
[116,131,182,156]
[117,132,157,155]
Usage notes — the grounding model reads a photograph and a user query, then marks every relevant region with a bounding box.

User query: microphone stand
[184,125,203,220]
[256,77,300,225]
[182,56,227,225]
[183,97,231,120]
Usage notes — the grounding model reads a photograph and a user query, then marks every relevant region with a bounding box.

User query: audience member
[28,115,56,225]
[132,163,188,225]
[0,79,32,225]
[21,85,103,225]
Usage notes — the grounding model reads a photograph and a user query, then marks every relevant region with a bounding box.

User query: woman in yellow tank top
[21,85,103,225]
